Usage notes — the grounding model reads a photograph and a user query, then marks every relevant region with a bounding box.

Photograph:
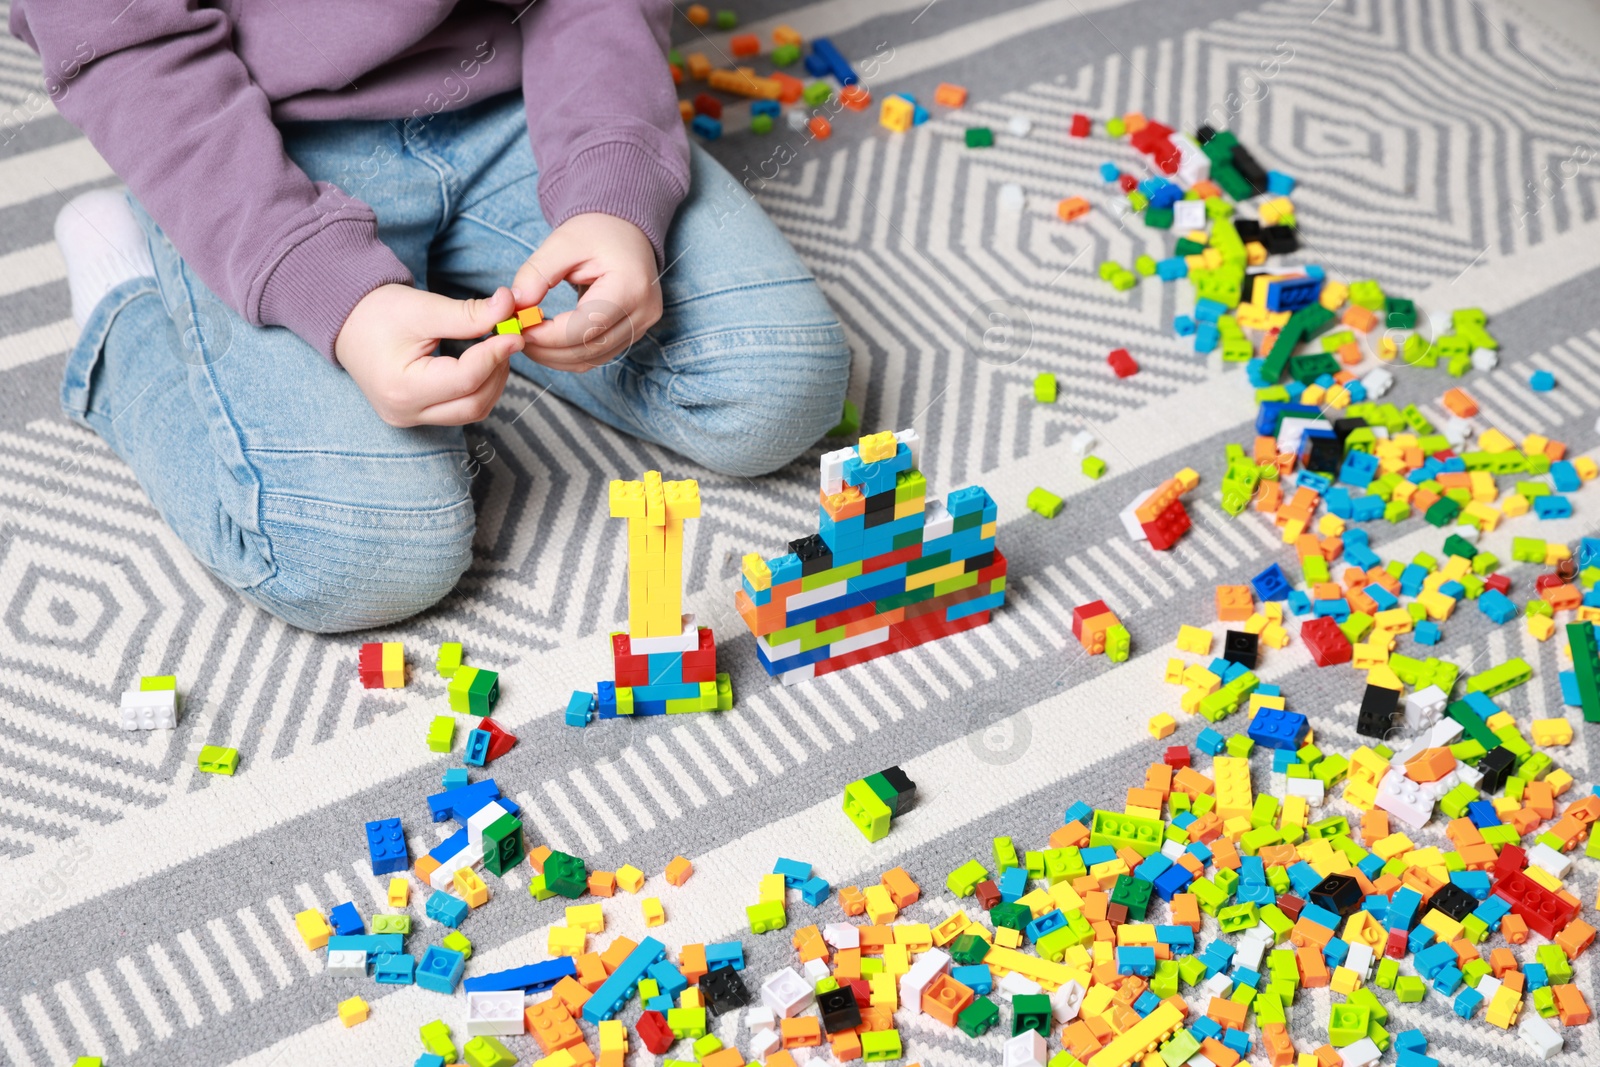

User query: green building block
[860,1028,902,1061]
[421,1020,458,1060]
[427,715,455,753]
[1090,810,1164,856]
[1110,874,1153,920]
[140,674,176,690]
[948,859,989,896]
[436,642,463,678]
[951,932,990,965]
[1013,993,1052,1036]
[827,399,861,438]
[843,779,893,841]
[1568,623,1600,723]
[965,127,994,148]
[482,813,525,876]
[1082,455,1107,479]
[1160,1029,1201,1067]
[747,900,786,934]
[447,666,499,715]
[1105,624,1130,663]
[1465,658,1531,697]
[442,930,472,958]
[802,82,832,107]
[372,913,411,935]
[1329,1003,1370,1046]
[1028,487,1065,519]
[1393,976,1426,1003]
[1034,373,1057,403]
[994,835,1020,870]
[463,1035,516,1067]
[958,996,999,1037]
[544,851,587,898]
[197,745,238,775]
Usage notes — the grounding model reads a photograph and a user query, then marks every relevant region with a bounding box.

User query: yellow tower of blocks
[609,471,701,638]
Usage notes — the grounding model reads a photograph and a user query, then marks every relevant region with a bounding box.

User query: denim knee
[666,321,852,478]
[244,486,477,634]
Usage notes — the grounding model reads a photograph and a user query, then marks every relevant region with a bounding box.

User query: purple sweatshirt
[11,0,690,359]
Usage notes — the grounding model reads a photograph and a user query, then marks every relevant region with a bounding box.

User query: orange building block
[588,871,617,897]
[780,1017,823,1049]
[552,975,592,1015]
[665,856,694,886]
[1554,984,1591,1026]
[1216,585,1253,621]
[679,943,708,983]
[921,973,976,1026]
[1441,388,1478,417]
[934,82,968,107]
[1261,1023,1296,1067]
[1171,895,1201,931]
[729,33,761,56]
[882,867,921,907]
[703,1050,745,1067]
[1051,820,1091,848]
[1342,306,1377,332]
[601,937,638,974]
[839,886,867,916]
[830,1032,863,1061]
[575,953,609,991]
[527,999,584,1054]
[1558,918,1595,958]
[1057,196,1091,222]
[807,116,832,140]
[839,85,872,111]
[1405,747,1456,783]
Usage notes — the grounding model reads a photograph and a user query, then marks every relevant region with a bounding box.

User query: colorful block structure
[737,430,1007,685]
[592,471,732,719]
[359,641,405,688]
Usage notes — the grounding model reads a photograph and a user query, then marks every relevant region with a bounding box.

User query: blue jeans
[62,92,849,633]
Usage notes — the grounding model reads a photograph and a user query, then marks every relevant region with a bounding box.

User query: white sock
[54,187,156,327]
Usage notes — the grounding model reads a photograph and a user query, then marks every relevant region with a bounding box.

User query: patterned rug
[1,1,1598,1064]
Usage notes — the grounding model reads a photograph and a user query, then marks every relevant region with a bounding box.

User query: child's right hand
[335,284,525,427]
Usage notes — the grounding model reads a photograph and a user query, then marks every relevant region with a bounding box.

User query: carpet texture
[1,1,1599,1065]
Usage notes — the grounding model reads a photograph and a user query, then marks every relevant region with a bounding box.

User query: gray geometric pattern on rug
[0,0,1597,1064]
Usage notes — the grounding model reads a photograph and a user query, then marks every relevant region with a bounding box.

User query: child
[14,0,850,633]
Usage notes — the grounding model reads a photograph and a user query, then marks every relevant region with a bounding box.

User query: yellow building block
[454,867,489,908]
[642,897,665,926]
[338,996,369,1027]
[882,943,910,975]
[761,873,787,904]
[1528,614,1556,641]
[1261,623,1289,648]
[1329,966,1360,994]
[616,864,646,893]
[387,878,409,908]
[381,641,404,688]
[1531,717,1573,746]
[1176,625,1212,654]
[548,926,586,956]
[566,904,604,933]
[863,884,898,924]
[599,1020,628,1054]
[1213,756,1252,820]
[895,923,933,951]
[1147,714,1177,739]
[995,926,1023,948]
[741,554,771,592]
[1478,428,1515,453]
[1164,658,1185,684]
[1087,1003,1183,1067]
[859,432,898,462]
[294,909,331,950]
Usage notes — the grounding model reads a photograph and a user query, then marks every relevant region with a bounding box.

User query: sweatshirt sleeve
[517,0,691,267]
[9,1,412,360]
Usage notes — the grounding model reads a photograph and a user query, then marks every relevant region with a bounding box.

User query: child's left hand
[510,213,663,372]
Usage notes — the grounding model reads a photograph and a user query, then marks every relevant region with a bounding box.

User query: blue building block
[706,942,746,971]
[328,934,404,955]
[566,690,595,728]
[1465,800,1500,828]
[426,891,469,928]
[1100,162,1121,181]
[808,38,857,84]
[645,959,687,999]
[1533,495,1573,519]
[690,115,722,141]
[1174,314,1197,336]
[1322,938,1347,969]
[1220,1029,1251,1057]
[1339,451,1379,488]
[1529,369,1556,392]
[416,946,466,993]
[1247,708,1308,750]
[374,953,416,985]
[464,728,491,765]
[799,877,831,906]
[774,858,812,886]
[1156,257,1188,280]
[1133,990,1161,1016]
[417,1056,446,1067]
[1152,864,1194,901]
[1453,987,1483,1018]
[1287,589,1312,615]
[463,958,579,994]
[952,965,992,995]
[1524,962,1548,990]
[1413,620,1441,646]
[752,100,781,118]
[1191,1017,1221,1042]
[1117,946,1156,976]
[329,901,364,936]
[998,866,1029,902]
[366,818,409,876]
[1251,563,1291,601]
[1394,1030,1428,1053]
[1195,728,1226,755]
[442,767,469,788]
[1265,171,1295,195]
[1064,801,1093,826]
[1026,910,1067,942]
[1550,461,1580,492]
[583,937,669,1023]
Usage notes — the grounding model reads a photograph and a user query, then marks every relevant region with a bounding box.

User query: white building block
[1519,1015,1563,1060]
[465,990,525,1036]
[1338,1037,1381,1067]
[745,1006,778,1033]
[898,948,951,1013]
[1007,115,1033,137]
[1403,684,1447,732]
[1049,979,1084,1022]
[822,923,859,950]
[1002,1030,1047,1067]
[627,614,700,655]
[1172,199,1206,232]
[326,949,367,978]
[120,688,176,730]
[761,967,813,1017]
[1526,842,1572,878]
[749,1028,781,1060]
[997,971,1042,1000]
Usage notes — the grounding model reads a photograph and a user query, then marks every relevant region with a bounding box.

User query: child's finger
[409,286,518,341]
[512,230,587,308]
[414,355,513,425]
[519,296,641,369]
[405,333,520,408]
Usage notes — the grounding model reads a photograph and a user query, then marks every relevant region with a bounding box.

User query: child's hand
[335,284,523,427]
[510,213,663,372]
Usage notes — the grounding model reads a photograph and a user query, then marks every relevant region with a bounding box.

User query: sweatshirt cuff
[256,218,414,361]
[539,136,689,268]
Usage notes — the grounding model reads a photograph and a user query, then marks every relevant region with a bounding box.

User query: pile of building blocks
[1120,469,1200,551]
[841,766,917,842]
[1073,601,1129,662]
[584,471,732,721]
[737,429,1007,685]
[119,673,176,730]
[359,641,406,689]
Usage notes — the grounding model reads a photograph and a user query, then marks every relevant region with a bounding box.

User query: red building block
[1493,870,1580,940]
[1070,113,1091,137]
[1108,348,1140,378]
[636,1010,674,1055]
[1164,746,1191,770]
[693,93,723,119]
[1300,617,1352,667]
[479,715,518,762]
[1071,600,1113,640]
[1140,498,1190,551]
